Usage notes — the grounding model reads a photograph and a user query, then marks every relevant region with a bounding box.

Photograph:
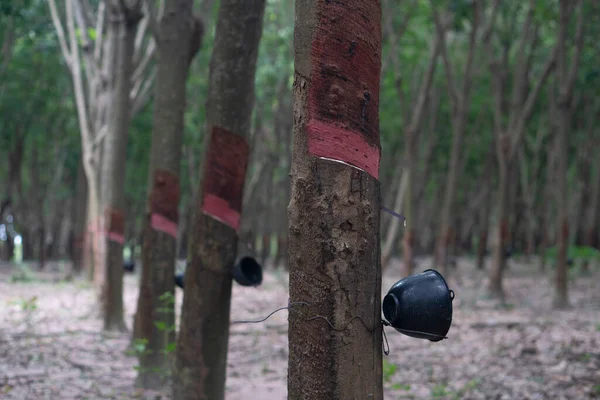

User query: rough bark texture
[173,1,265,399]
[288,1,383,399]
[135,0,200,389]
[99,3,142,332]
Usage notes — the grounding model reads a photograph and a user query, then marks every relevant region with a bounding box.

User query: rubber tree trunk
[476,185,491,270]
[553,0,584,308]
[554,103,570,308]
[99,6,141,332]
[488,158,509,300]
[288,1,383,399]
[135,0,202,389]
[173,1,265,399]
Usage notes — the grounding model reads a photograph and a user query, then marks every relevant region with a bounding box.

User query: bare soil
[1,258,599,399]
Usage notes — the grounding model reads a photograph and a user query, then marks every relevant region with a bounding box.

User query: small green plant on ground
[383,359,397,383]
[9,264,37,283]
[130,291,177,380]
[391,383,411,391]
[431,383,451,398]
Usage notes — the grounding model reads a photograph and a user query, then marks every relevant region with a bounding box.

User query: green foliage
[391,382,411,391]
[9,295,38,312]
[382,359,398,383]
[431,383,451,398]
[545,246,600,263]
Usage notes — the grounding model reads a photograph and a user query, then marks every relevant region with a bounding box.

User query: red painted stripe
[202,193,241,231]
[306,119,380,179]
[151,213,178,239]
[106,232,125,245]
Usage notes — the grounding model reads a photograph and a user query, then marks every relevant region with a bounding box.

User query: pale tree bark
[288,0,383,399]
[432,1,486,274]
[553,0,584,309]
[99,0,145,332]
[134,0,203,389]
[382,0,441,276]
[173,1,265,398]
[47,0,158,284]
[485,0,556,300]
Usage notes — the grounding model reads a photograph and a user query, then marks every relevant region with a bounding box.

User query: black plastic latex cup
[233,256,263,287]
[382,269,454,342]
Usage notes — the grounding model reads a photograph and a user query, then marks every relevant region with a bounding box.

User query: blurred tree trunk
[57,198,73,260]
[99,2,143,332]
[288,0,383,398]
[382,1,440,275]
[432,3,481,274]
[539,137,557,271]
[173,1,265,398]
[579,97,599,274]
[485,0,555,300]
[518,117,548,261]
[135,0,203,388]
[475,142,496,269]
[553,0,584,309]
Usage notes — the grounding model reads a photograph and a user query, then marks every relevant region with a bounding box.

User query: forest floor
[0,258,599,400]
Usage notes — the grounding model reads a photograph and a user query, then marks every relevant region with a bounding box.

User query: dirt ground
[1,258,599,400]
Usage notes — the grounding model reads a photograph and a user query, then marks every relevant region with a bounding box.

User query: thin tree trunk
[288,1,383,398]
[135,0,202,389]
[433,3,479,274]
[488,158,509,300]
[553,0,584,309]
[173,1,265,398]
[381,170,407,269]
[99,5,141,332]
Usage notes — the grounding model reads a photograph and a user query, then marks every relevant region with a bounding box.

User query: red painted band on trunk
[151,213,178,239]
[105,208,125,236]
[307,0,382,179]
[202,193,241,231]
[306,119,379,178]
[150,170,180,223]
[106,232,125,245]
[201,126,249,231]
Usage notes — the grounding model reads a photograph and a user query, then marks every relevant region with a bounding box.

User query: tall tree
[134,0,203,389]
[432,1,486,273]
[48,0,156,285]
[172,0,265,398]
[485,0,555,299]
[553,0,584,309]
[288,0,383,399]
[99,0,145,331]
[381,0,440,274]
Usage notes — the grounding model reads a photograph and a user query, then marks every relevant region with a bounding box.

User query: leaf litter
[0,259,598,399]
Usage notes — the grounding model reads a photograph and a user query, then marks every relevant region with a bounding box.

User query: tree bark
[553,0,584,309]
[135,0,202,389]
[99,3,143,332]
[288,1,383,399]
[173,1,265,399]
